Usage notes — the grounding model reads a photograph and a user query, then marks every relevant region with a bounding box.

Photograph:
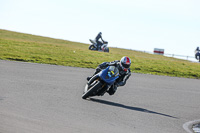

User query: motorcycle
[195,51,200,62]
[88,39,109,52]
[82,65,119,99]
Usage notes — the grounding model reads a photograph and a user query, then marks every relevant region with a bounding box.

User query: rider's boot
[107,84,117,95]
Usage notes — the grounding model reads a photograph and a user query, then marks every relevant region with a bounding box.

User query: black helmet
[120,56,131,71]
[99,32,102,35]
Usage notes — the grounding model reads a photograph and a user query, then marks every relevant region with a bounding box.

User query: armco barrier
[113,47,198,62]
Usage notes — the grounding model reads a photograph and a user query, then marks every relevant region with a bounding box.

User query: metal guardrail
[164,53,195,60]
[133,49,198,62]
[113,47,199,62]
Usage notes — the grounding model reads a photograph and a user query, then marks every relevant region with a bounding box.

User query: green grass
[0,29,200,79]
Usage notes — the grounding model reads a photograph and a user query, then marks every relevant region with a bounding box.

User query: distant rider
[87,56,131,95]
[95,32,105,50]
[195,47,200,59]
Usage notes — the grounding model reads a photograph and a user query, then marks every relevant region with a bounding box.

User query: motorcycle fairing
[98,66,119,85]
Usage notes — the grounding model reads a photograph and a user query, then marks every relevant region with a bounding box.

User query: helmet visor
[122,63,130,68]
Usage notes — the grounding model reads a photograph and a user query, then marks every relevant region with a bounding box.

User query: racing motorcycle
[88,39,109,52]
[195,51,200,62]
[82,65,119,99]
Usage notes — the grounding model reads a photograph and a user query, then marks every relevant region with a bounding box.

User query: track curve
[0,60,199,133]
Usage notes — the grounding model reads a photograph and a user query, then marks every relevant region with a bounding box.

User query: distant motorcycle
[89,39,109,52]
[82,65,119,99]
[195,51,200,62]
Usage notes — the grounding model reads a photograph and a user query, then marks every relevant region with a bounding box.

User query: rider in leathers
[87,56,131,95]
[195,47,200,60]
[95,32,105,50]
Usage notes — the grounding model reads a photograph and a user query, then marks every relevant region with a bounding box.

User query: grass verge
[0,29,200,79]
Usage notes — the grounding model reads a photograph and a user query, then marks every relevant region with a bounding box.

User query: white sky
[0,0,200,58]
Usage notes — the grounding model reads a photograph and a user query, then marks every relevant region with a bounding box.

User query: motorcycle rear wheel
[89,45,96,50]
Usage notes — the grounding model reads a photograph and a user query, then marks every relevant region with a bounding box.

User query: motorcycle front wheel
[104,47,109,53]
[82,80,102,99]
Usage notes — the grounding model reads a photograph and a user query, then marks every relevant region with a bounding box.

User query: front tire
[82,80,102,99]
[104,47,109,52]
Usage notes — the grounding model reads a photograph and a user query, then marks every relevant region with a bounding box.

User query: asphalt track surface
[0,60,200,133]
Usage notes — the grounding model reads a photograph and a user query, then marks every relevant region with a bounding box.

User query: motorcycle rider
[87,56,131,95]
[195,47,200,60]
[95,32,105,50]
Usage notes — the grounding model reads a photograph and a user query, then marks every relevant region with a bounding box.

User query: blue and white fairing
[98,66,119,85]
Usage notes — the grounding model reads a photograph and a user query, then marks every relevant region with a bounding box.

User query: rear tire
[82,81,102,99]
[89,45,96,50]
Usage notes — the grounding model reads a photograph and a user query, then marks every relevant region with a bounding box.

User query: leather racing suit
[95,33,104,50]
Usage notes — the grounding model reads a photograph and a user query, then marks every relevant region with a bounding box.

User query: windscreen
[108,66,119,77]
